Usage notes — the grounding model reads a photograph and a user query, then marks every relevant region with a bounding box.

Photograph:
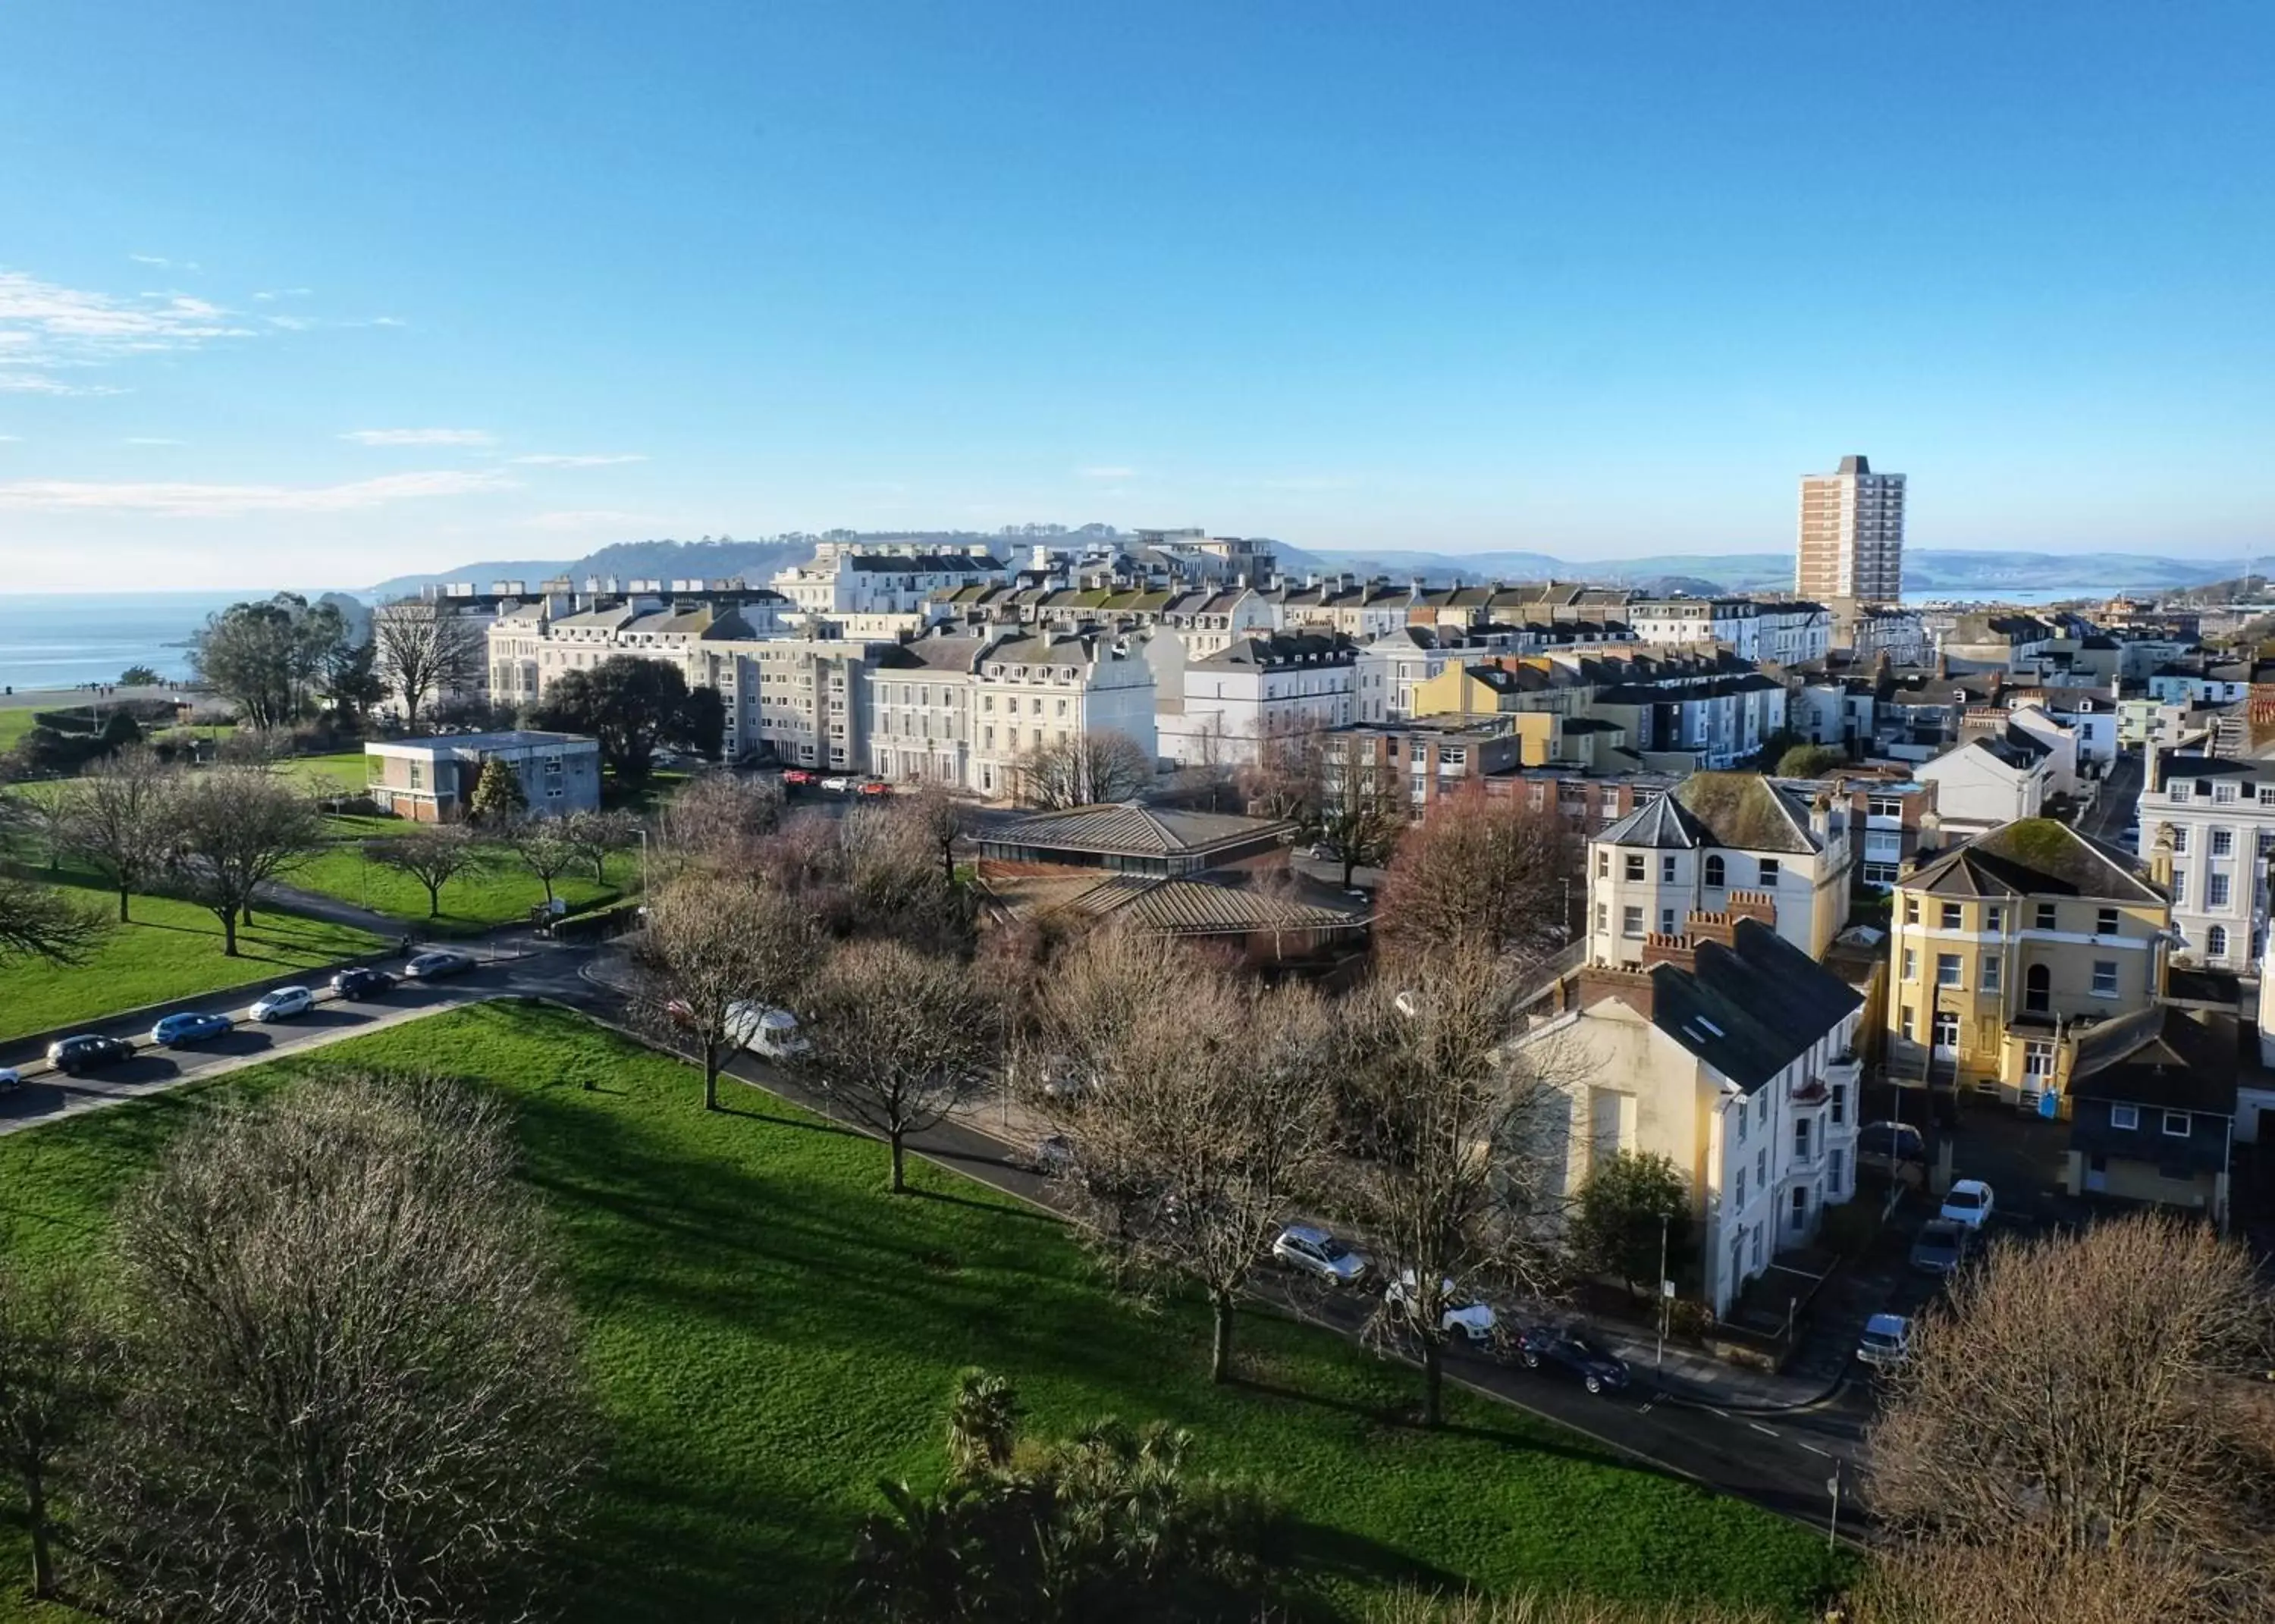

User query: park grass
[285,841,640,936]
[0,866,387,1042]
[280,751,372,795]
[0,1003,1846,1621]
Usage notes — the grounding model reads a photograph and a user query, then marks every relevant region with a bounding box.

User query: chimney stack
[1685,909,1740,948]
[1725,891,1778,930]
[1575,964,1656,1020]
[1640,933,1696,974]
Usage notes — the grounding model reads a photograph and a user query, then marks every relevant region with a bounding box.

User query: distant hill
[363,532,2248,603]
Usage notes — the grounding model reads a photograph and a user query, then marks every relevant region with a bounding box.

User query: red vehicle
[857,780,894,798]
[782,769,815,787]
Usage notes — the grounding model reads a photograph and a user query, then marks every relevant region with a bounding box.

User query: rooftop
[983,802,1294,859]
[368,729,593,754]
[1904,817,2163,904]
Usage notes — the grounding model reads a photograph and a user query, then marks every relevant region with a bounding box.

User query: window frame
[2110,1103,2139,1130]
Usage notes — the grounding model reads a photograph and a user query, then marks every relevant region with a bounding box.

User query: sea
[0,591,249,694]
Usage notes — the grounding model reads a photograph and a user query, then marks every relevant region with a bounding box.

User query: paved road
[2,930,1875,1541]
[2079,748,2143,844]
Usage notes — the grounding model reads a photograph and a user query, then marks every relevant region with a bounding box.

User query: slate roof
[1906,818,2164,903]
[2069,1005,2240,1116]
[874,635,988,673]
[1646,920,1863,1093]
[985,802,1292,858]
[1191,633,1354,669]
[845,553,1005,573]
[1043,874,1363,935]
[1595,773,1818,855]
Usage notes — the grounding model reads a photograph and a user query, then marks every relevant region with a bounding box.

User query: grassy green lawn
[0,865,388,1042]
[285,841,639,935]
[281,750,373,795]
[0,1003,1844,1621]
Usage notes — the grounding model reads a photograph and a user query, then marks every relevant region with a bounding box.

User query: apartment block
[1796,454,1905,602]
[2137,747,2275,971]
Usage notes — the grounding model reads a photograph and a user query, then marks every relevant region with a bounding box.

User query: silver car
[1271,1224,1369,1286]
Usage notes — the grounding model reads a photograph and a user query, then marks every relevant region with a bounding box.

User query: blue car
[150,1011,234,1048]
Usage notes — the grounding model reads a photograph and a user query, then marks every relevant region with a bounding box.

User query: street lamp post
[1655,1212,1671,1372]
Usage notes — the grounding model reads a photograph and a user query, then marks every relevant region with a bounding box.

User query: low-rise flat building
[363,730,601,823]
[2062,1005,2237,1224]
[1915,732,2050,832]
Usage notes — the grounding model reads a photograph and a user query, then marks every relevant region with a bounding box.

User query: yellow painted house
[1887,819,2172,1108]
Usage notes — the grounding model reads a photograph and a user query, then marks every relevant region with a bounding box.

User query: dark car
[404,951,475,980]
[45,1034,134,1076]
[1856,1120,1926,1171]
[1511,1328,1632,1395]
[1909,1218,1971,1277]
[332,967,398,999]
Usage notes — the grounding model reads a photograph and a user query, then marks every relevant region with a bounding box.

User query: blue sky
[1,1,2269,590]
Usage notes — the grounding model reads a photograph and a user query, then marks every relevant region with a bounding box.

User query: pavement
[2078,748,2143,844]
[3,919,1881,1543]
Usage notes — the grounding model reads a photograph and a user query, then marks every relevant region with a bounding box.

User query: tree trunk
[702,1040,720,1111]
[1210,1290,1237,1383]
[541,873,556,904]
[219,906,239,956]
[1342,851,1358,889]
[118,883,131,923]
[241,902,256,926]
[890,1130,907,1193]
[427,883,442,917]
[26,1465,50,1599]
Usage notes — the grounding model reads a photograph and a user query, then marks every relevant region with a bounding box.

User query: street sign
[1661,1279,1677,1298]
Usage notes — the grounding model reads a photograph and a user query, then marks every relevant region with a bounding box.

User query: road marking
[1749,1422,1780,1437]
[1800,1442,1831,1456]
[1707,1406,1729,1419]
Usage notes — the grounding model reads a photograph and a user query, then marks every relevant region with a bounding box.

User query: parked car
[857,780,894,798]
[46,1033,135,1075]
[1940,1178,1996,1230]
[1384,1272,1495,1342]
[1909,1218,1971,1276]
[405,950,475,980]
[1511,1328,1632,1395]
[151,1011,234,1048]
[0,1068,19,1094]
[1857,1312,1913,1369]
[331,967,398,999]
[821,776,857,793]
[1270,1224,1370,1286]
[782,769,816,788]
[1304,842,1334,861]
[1031,1133,1078,1178]
[1856,1120,1926,1171]
[249,986,315,1023]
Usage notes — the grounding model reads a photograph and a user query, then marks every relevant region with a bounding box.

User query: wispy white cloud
[521,509,657,532]
[1076,466,1138,480]
[251,288,312,301]
[368,316,407,328]
[0,469,513,518]
[0,271,254,392]
[123,436,183,445]
[266,315,318,331]
[340,428,495,447]
[507,452,648,467]
[127,253,199,270]
[0,434,20,442]
[0,372,129,397]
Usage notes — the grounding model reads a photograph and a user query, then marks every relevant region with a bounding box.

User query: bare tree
[800,940,997,1193]
[0,1263,111,1600]
[1037,927,1337,1381]
[504,817,581,907]
[1869,1211,2275,1594]
[1013,729,1153,809]
[563,807,641,885]
[82,1074,592,1623]
[1375,785,1576,964]
[653,773,781,870]
[1844,1537,2236,1624]
[57,746,177,921]
[1312,732,1407,888]
[840,801,965,945]
[906,782,967,889]
[632,874,820,1111]
[0,878,106,967]
[372,599,485,733]
[1336,948,1574,1427]
[1236,725,1325,826]
[162,769,323,954]
[368,825,489,917]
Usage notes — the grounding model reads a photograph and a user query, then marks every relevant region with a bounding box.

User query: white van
[725,1003,808,1060]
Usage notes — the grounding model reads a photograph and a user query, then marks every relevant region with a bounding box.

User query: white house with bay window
[1519,914,1865,1318]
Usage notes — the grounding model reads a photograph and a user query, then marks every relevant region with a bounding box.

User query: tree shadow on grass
[899,1182,1061,1224]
